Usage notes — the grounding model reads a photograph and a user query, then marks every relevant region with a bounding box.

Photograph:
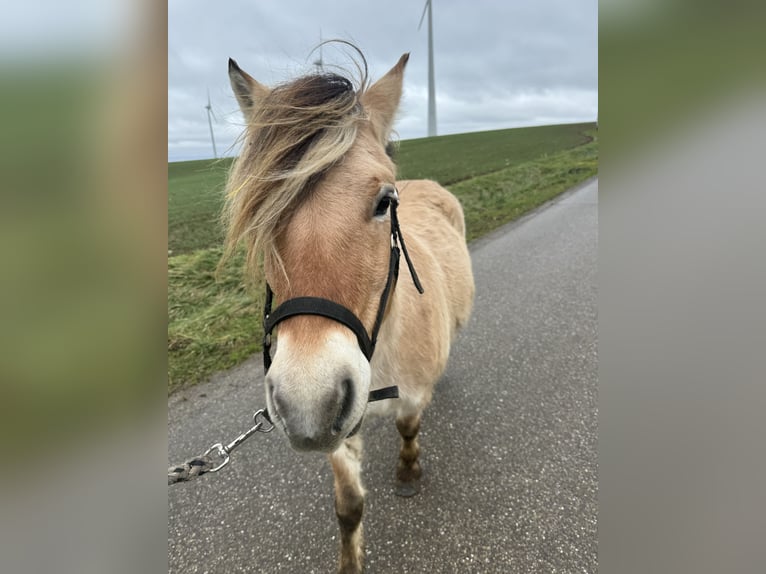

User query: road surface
[168,178,598,573]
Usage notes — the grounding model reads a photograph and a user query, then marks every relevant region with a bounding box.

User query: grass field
[169,122,593,256]
[168,158,233,255]
[168,122,597,392]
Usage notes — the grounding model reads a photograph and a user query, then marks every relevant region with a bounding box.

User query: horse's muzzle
[266,374,362,453]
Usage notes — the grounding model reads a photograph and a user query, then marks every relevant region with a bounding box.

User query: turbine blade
[418,0,429,31]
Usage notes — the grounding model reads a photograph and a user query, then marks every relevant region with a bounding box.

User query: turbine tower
[418,0,437,137]
[313,29,324,70]
[205,89,218,159]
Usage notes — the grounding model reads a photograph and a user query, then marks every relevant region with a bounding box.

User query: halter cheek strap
[261,191,423,405]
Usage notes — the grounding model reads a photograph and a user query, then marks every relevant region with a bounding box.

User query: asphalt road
[168,178,598,573]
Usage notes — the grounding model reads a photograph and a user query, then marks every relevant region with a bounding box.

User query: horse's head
[224,51,410,452]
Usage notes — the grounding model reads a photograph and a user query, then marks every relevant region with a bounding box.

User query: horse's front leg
[329,435,365,574]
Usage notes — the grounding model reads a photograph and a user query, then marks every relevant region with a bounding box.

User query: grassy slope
[395,122,593,184]
[168,159,233,254]
[168,247,262,388]
[168,122,592,255]
[168,123,597,392]
[455,135,598,242]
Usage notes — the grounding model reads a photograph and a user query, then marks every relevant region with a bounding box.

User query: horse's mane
[222,67,369,279]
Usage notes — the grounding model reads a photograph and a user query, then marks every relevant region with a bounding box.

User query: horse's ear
[362,53,409,143]
[228,58,269,117]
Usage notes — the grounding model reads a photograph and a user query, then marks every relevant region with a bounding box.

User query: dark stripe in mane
[253,73,357,175]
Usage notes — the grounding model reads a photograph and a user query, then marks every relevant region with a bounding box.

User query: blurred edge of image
[600,1,765,573]
[0,2,167,574]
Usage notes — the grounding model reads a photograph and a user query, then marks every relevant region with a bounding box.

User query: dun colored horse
[223,49,474,573]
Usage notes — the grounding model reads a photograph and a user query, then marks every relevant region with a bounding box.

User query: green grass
[168,122,593,256]
[168,247,264,389]
[394,122,593,185]
[168,158,233,254]
[168,123,597,392]
[455,135,598,242]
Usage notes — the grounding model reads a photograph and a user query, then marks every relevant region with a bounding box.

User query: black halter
[262,188,423,404]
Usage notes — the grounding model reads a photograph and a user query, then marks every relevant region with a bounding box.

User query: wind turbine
[313,29,324,70]
[205,89,218,159]
[418,0,437,137]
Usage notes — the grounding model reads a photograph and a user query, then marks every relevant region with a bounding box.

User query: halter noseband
[262,188,423,404]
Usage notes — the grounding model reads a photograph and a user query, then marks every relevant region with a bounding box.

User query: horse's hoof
[394,480,420,497]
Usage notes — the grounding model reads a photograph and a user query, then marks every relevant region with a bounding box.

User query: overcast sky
[168,0,597,162]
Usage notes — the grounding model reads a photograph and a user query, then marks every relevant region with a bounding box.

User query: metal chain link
[168,409,274,485]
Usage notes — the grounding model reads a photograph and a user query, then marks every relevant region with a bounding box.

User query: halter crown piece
[262,188,423,404]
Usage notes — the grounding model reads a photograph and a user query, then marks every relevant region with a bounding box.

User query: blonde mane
[222,72,369,278]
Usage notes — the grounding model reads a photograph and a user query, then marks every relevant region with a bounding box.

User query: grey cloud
[168,0,597,161]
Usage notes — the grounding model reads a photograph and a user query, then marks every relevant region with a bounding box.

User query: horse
[222,48,474,573]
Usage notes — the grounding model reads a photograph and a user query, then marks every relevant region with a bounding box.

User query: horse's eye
[374,196,391,218]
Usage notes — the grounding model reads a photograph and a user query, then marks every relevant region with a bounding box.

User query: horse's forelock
[222,71,367,279]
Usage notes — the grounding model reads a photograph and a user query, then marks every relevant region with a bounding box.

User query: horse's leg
[395,412,422,497]
[329,435,365,574]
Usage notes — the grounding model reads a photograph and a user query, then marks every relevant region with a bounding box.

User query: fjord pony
[223,52,474,573]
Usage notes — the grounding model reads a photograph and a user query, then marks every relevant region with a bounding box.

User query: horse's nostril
[268,381,286,422]
[332,378,355,434]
